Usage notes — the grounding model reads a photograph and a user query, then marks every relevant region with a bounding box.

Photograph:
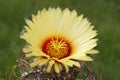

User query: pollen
[42,37,72,59]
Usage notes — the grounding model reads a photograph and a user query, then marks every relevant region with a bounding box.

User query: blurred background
[0,0,120,80]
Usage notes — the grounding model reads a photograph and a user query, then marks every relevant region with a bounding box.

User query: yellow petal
[23,45,32,53]
[25,53,40,57]
[74,55,93,61]
[25,52,48,57]
[86,49,99,54]
[54,62,61,73]
[30,60,41,67]
[24,26,31,32]
[30,58,48,67]
[47,60,55,73]
[58,63,63,71]
[64,64,69,73]
[25,19,34,27]
[67,60,80,67]
[59,59,73,67]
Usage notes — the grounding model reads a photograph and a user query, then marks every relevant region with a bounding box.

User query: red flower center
[42,37,72,59]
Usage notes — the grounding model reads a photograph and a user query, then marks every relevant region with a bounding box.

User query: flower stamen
[42,37,72,59]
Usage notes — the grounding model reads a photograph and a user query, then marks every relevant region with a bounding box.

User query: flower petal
[46,60,55,73]
[30,57,49,67]
[54,62,62,73]
[73,55,93,61]
[23,45,32,53]
[67,60,80,67]
[63,64,69,73]
[25,52,48,57]
[86,49,99,54]
[59,59,73,67]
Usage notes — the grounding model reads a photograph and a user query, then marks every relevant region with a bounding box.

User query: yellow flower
[20,7,98,73]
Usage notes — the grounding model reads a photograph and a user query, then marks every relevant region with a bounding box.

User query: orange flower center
[42,37,72,59]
